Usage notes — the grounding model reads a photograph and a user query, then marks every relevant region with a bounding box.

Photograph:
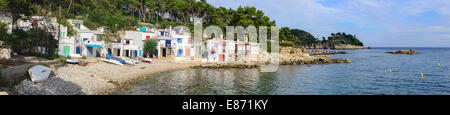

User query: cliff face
[304,43,365,49]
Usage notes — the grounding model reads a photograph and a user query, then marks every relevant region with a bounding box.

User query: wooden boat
[28,65,51,82]
[101,59,124,66]
[60,55,80,64]
[121,58,135,65]
[118,56,138,65]
[78,61,89,66]
[66,59,80,64]
[143,58,152,64]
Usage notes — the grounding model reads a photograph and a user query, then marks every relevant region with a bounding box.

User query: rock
[344,58,352,63]
[386,49,419,55]
[0,91,8,95]
[308,49,348,55]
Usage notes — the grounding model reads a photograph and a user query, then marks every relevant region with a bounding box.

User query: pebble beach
[14,59,193,95]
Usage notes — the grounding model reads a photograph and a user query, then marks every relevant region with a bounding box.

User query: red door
[219,54,225,61]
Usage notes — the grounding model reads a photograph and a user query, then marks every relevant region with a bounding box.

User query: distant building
[67,19,105,57]
[202,36,259,62]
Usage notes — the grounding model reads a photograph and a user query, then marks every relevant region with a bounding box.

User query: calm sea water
[115,48,450,95]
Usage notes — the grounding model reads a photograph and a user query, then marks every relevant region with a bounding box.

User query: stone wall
[0,48,11,59]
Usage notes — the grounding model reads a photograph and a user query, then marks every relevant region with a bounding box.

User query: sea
[114,47,450,95]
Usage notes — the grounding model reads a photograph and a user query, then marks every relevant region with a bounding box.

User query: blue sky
[206,0,450,47]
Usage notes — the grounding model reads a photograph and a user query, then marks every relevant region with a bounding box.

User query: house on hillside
[15,16,64,55]
[171,27,193,61]
[67,19,105,57]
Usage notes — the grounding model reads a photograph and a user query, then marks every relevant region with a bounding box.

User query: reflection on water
[116,68,284,95]
[115,48,450,95]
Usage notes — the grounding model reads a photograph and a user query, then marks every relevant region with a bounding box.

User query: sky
[206,0,450,47]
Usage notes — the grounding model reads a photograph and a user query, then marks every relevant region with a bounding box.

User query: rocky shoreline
[193,47,351,68]
[386,49,419,55]
[305,43,366,49]
[308,49,348,55]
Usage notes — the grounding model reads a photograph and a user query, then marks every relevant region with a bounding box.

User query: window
[125,40,130,45]
[74,23,81,29]
[97,34,103,41]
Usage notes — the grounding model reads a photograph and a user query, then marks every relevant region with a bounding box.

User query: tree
[143,39,157,58]
[290,29,318,45]
[0,22,11,49]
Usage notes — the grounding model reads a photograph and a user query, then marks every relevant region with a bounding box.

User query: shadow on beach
[15,76,85,95]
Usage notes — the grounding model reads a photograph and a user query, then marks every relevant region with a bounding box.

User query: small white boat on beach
[28,65,51,82]
[143,58,152,63]
[102,59,124,66]
[66,59,80,64]
[118,56,137,65]
[121,58,135,65]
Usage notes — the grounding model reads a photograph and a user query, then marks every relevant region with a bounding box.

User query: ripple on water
[115,48,450,95]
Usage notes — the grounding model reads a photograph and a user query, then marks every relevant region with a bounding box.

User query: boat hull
[28,65,51,82]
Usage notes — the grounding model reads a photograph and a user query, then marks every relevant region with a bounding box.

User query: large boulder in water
[386,49,419,55]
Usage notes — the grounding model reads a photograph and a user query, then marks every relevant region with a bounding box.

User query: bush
[290,50,295,54]
[81,56,87,59]
[0,71,12,88]
[57,57,67,66]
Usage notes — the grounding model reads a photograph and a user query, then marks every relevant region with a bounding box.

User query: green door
[63,46,70,56]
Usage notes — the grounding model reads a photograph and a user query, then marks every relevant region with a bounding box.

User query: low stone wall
[0,64,34,83]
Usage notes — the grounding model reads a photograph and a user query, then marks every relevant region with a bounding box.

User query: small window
[125,40,130,45]
[97,34,103,41]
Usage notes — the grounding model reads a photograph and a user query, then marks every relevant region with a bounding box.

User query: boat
[66,59,80,64]
[106,54,126,64]
[101,59,124,66]
[28,65,51,82]
[60,55,80,64]
[117,57,136,65]
[126,57,140,64]
[78,61,89,66]
[143,58,152,64]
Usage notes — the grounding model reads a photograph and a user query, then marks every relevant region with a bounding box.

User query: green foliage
[290,50,295,54]
[10,28,31,53]
[325,32,363,46]
[279,27,298,47]
[58,18,76,37]
[2,28,57,59]
[279,27,363,48]
[290,29,318,45]
[57,57,67,66]
[0,22,11,48]
[144,39,158,55]
[0,0,7,11]
[0,71,12,88]
[81,56,86,59]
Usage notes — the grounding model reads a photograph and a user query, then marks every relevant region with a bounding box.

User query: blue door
[76,47,81,54]
[139,50,142,57]
[165,40,171,47]
[134,50,138,57]
[177,49,182,56]
[108,48,112,56]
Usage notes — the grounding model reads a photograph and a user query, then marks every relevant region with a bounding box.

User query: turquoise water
[115,48,450,95]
